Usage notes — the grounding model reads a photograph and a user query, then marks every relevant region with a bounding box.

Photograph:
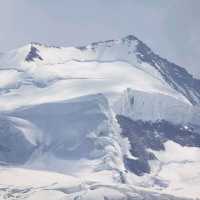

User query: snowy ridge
[0,36,194,113]
[0,34,200,199]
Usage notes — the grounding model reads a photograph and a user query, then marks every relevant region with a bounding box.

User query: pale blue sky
[0,0,199,76]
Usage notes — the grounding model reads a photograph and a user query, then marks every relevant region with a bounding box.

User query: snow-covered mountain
[0,35,199,200]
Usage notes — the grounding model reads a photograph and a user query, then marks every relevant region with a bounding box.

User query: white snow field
[0,38,191,111]
[0,94,191,200]
[0,167,190,200]
[0,36,199,199]
[125,141,200,199]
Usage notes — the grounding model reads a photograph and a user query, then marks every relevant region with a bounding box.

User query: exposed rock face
[117,114,200,176]
[25,46,43,62]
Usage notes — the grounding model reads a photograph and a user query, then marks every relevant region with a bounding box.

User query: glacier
[0,35,199,199]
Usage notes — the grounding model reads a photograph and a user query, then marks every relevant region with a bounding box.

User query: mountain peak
[122,34,138,41]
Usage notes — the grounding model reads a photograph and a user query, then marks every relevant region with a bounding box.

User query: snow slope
[0,167,190,200]
[0,35,200,199]
[5,94,125,181]
[0,54,188,112]
[0,93,198,199]
[0,35,199,123]
[146,141,200,198]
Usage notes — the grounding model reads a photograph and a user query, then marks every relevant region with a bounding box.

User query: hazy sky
[0,0,199,77]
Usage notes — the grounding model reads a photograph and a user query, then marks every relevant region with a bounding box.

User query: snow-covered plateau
[0,35,199,200]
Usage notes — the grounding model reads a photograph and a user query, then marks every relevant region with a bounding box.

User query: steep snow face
[84,35,200,105]
[8,94,125,179]
[114,88,200,124]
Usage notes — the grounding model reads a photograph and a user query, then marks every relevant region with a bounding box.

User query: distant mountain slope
[0,35,199,107]
[0,35,199,199]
